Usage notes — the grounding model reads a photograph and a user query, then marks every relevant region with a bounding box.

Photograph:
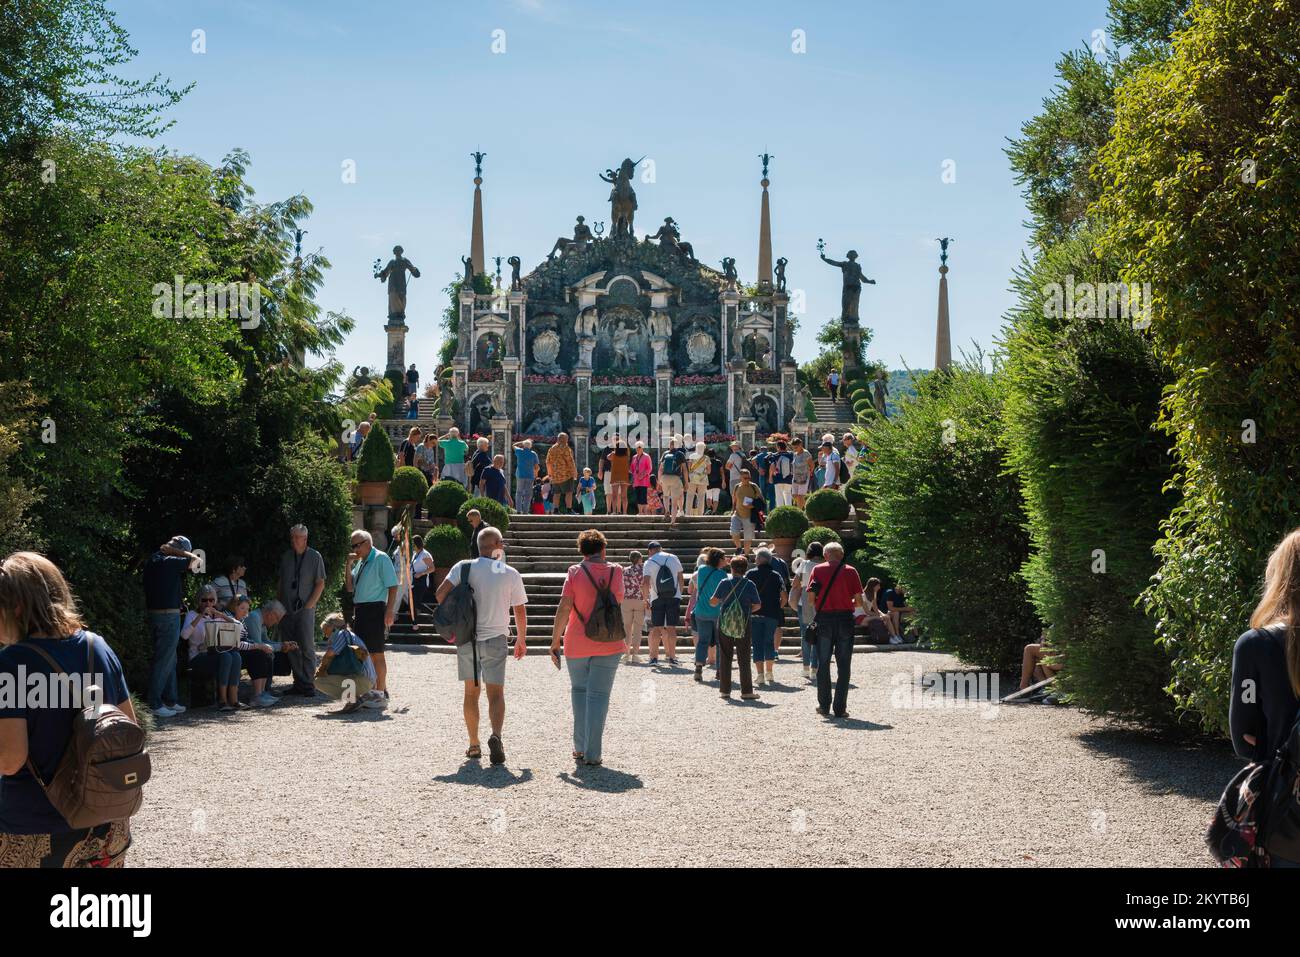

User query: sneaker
[337,700,363,715]
[361,691,388,710]
[169,703,187,714]
[255,692,278,707]
[694,665,703,683]
[248,696,268,708]
[889,635,903,645]
[153,705,179,718]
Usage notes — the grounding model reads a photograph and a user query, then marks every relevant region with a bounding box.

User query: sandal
[466,744,482,759]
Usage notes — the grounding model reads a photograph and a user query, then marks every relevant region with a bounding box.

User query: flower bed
[469,367,503,382]
[592,375,655,386]
[673,374,727,386]
[524,374,574,385]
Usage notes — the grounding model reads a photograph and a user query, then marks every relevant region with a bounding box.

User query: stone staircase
[809,395,857,435]
[389,512,915,654]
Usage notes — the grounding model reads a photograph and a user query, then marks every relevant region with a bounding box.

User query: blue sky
[111,0,1109,374]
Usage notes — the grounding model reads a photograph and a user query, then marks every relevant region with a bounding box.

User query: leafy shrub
[458,496,509,538]
[864,361,1040,671]
[1096,0,1300,732]
[805,488,849,523]
[357,426,395,482]
[1001,228,1175,724]
[389,466,428,504]
[426,523,469,568]
[764,505,810,540]
[425,479,470,518]
[797,526,841,554]
[848,545,891,586]
[843,468,871,508]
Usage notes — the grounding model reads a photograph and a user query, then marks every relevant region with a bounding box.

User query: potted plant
[805,488,850,529]
[357,426,396,505]
[389,466,429,518]
[457,496,510,538]
[424,479,470,526]
[426,523,469,592]
[797,525,841,555]
[764,505,810,564]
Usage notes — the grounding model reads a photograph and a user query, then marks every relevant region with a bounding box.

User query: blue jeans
[750,615,779,662]
[815,613,855,715]
[190,649,243,689]
[567,653,621,763]
[147,611,182,709]
[798,597,819,669]
[694,617,719,664]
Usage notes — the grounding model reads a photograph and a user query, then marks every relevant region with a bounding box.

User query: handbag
[203,619,241,651]
[803,561,845,644]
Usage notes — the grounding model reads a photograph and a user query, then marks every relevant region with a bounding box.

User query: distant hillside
[883,368,924,417]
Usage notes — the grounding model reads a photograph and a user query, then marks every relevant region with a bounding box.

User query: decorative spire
[756,153,774,291]
[935,237,953,371]
[470,152,486,277]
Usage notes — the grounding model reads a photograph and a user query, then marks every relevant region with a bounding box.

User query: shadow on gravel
[433,762,535,788]
[558,767,644,793]
[312,709,395,721]
[825,716,892,731]
[1075,727,1240,800]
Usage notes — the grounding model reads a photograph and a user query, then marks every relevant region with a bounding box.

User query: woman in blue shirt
[0,552,136,867]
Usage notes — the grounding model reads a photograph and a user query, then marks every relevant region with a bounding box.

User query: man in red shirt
[807,542,868,718]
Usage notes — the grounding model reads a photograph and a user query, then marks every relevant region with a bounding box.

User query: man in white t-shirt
[841,432,860,478]
[435,526,528,765]
[642,541,684,665]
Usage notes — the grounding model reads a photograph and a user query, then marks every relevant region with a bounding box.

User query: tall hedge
[1096,0,1300,733]
[1000,229,1176,723]
[865,361,1040,671]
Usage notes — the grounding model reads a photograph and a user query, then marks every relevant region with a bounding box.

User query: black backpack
[575,563,626,643]
[654,556,677,599]
[432,560,478,647]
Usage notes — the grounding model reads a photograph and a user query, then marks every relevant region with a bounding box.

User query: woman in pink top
[629,441,653,515]
[549,529,624,766]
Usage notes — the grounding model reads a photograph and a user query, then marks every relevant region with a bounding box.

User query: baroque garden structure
[393,154,806,476]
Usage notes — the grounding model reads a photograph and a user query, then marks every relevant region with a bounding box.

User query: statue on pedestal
[721,257,739,286]
[817,239,875,325]
[648,217,696,260]
[575,307,598,367]
[775,257,788,292]
[461,254,475,283]
[599,158,642,239]
[375,245,420,322]
[508,255,522,289]
[873,370,890,417]
[548,216,595,259]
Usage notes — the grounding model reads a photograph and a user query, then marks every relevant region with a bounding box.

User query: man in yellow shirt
[730,469,763,554]
[546,432,578,514]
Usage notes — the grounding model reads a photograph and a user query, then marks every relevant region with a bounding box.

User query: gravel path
[130,648,1239,867]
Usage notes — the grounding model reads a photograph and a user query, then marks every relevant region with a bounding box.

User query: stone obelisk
[756,152,774,291]
[470,151,486,277]
[935,238,953,371]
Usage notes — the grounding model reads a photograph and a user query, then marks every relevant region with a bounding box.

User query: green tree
[1096,0,1300,733]
[865,360,1041,671]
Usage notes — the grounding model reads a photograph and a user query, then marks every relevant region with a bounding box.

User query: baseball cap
[647,541,662,550]
[168,535,192,551]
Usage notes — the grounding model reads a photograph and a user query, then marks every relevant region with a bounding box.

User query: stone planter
[359,481,390,506]
[771,537,797,565]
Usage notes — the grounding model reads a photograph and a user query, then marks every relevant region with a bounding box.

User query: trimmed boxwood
[797,526,841,554]
[424,479,470,518]
[843,467,871,508]
[389,466,429,504]
[457,496,509,537]
[764,505,810,540]
[805,488,849,522]
[426,522,469,568]
[356,426,395,483]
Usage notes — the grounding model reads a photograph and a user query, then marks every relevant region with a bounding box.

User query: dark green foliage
[1000,229,1175,724]
[805,489,849,523]
[797,526,840,554]
[1096,0,1300,732]
[426,523,469,568]
[848,545,892,588]
[843,468,871,509]
[356,427,395,482]
[458,497,509,538]
[764,505,809,540]
[389,466,429,504]
[424,479,470,519]
[865,362,1041,671]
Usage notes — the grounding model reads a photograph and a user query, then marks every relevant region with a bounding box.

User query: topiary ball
[425,479,470,518]
[389,466,429,504]
[797,526,841,554]
[457,496,510,538]
[764,505,811,540]
[805,488,850,522]
[426,522,469,568]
